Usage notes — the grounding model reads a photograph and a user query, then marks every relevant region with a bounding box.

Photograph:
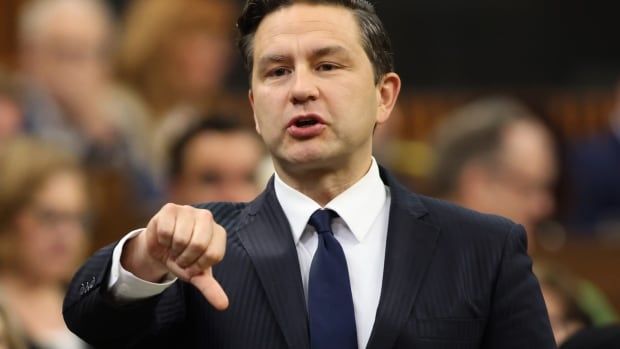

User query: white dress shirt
[108,158,391,349]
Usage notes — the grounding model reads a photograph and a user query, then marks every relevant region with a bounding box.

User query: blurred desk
[536,238,620,314]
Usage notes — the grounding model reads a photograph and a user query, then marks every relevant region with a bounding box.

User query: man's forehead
[253,4,361,53]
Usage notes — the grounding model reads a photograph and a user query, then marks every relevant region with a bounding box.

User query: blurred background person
[430,96,558,249]
[16,0,164,247]
[116,0,237,180]
[0,68,23,142]
[0,137,90,349]
[567,79,620,235]
[17,0,156,203]
[430,95,618,327]
[18,0,149,166]
[536,264,620,348]
[537,265,592,346]
[167,117,266,205]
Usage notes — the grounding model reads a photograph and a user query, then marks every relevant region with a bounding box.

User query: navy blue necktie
[308,209,358,349]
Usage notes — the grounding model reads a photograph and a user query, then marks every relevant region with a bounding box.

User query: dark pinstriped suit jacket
[63,167,556,348]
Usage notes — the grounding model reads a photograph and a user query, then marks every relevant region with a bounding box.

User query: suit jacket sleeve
[481,224,557,348]
[63,243,188,348]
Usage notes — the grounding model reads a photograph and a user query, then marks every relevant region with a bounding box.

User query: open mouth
[295,118,319,128]
[288,114,325,129]
[286,114,326,138]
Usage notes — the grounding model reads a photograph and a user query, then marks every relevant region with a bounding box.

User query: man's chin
[275,151,337,173]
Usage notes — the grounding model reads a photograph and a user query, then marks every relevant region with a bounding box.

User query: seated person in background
[567,80,620,235]
[430,95,618,325]
[167,117,266,205]
[0,69,23,142]
[17,0,156,204]
[536,265,620,349]
[0,138,90,349]
[117,0,238,176]
[0,301,27,349]
[430,96,557,251]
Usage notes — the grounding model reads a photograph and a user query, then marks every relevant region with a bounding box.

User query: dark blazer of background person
[63,167,555,349]
[568,130,620,234]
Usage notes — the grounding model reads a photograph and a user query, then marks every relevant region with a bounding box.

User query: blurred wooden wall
[397,89,615,142]
[0,0,25,67]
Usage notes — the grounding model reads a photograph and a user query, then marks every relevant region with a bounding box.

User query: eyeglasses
[26,205,92,230]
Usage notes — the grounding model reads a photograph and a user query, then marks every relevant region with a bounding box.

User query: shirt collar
[274,158,387,244]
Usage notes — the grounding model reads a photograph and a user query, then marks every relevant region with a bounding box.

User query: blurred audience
[567,81,620,235]
[536,264,620,348]
[17,0,159,211]
[0,137,90,349]
[117,0,237,178]
[430,96,557,249]
[167,117,265,205]
[0,69,22,142]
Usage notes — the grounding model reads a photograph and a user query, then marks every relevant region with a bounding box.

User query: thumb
[190,269,229,311]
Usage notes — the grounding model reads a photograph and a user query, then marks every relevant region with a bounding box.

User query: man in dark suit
[63,1,556,348]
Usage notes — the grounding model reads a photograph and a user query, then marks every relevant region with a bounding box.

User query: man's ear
[376,72,401,125]
[248,89,261,134]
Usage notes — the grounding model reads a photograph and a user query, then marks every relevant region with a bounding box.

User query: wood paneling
[0,0,25,67]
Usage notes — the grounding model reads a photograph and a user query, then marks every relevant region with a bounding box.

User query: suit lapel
[366,169,440,349]
[236,179,310,349]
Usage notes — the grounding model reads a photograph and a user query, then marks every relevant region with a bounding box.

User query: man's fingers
[154,204,177,248]
[195,223,226,270]
[165,258,192,281]
[169,206,196,257]
[175,210,214,268]
[191,269,229,311]
[145,204,229,312]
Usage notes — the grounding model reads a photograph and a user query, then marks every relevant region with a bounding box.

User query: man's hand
[121,204,229,310]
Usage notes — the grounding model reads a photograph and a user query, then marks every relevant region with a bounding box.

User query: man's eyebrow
[257,46,352,68]
[310,45,350,60]
[257,54,291,68]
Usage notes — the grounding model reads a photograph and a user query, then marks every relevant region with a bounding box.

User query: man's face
[482,120,557,237]
[249,4,397,173]
[15,171,89,283]
[22,5,110,104]
[171,131,263,204]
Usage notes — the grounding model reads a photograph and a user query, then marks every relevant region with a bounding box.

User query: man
[18,0,154,184]
[63,1,555,348]
[430,96,558,251]
[167,117,265,205]
[18,0,162,223]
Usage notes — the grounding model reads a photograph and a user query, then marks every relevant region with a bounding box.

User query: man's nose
[290,66,319,105]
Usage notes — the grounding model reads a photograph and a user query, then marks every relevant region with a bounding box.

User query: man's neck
[275,156,374,206]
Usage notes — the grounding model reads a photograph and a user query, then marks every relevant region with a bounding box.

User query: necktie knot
[309,209,337,235]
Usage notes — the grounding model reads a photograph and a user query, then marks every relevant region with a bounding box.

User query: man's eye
[268,67,290,77]
[317,63,338,72]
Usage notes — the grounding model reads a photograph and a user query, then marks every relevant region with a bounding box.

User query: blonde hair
[116,0,236,116]
[0,137,81,234]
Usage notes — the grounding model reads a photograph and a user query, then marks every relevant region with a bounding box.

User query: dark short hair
[168,116,251,180]
[236,0,394,84]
